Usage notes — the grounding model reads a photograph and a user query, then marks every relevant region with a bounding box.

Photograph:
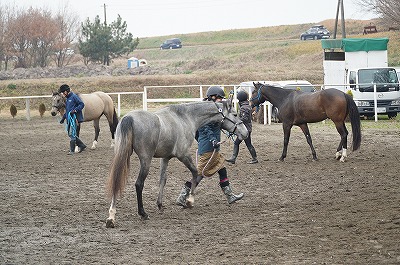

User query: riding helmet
[59,84,70,93]
[237,90,248,102]
[206,86,225,99]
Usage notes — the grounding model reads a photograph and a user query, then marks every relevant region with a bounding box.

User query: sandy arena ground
[1,115,399,264]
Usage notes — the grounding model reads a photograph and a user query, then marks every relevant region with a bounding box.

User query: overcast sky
[2,0,376,38]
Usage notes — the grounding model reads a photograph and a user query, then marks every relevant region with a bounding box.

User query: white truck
[322,38,400,119]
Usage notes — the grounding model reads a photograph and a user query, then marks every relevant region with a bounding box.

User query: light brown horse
[250,82,361,162]
[51,91,118,149]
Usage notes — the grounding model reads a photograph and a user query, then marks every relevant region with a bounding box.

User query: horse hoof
[339,157,346,162]
[105,218,115,228]
[186,194,194,208]
[140,214,149,220]
[91,141,98,149]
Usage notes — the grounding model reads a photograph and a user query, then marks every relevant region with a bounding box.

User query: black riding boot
[68,140,76,155]
[226,144,239,164]
[75,137,87,153]
[220,183,244,204]
[247,147,258,164]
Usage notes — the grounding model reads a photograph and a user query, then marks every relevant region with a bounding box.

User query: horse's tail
[345,94,362,151]
[111,108,119,136]
[107,115,134,199]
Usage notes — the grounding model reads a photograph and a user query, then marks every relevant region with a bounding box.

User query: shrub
[7,83,17,90]
[10,104,17,118]
[39,103,46,117]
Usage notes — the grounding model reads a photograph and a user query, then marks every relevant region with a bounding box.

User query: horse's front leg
[335,123,348,162]
[91,119,100,149]
[280,123,293,161]
[106,195,117,228]
[136,160,151,220]
[157,158,170,212]
[75,123,82,153]
[298,123,317,161]
[178,155,199,208]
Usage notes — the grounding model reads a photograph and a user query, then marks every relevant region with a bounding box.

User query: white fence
[0,85,241,120]
[1,83,397,123]
[0,92,144,121]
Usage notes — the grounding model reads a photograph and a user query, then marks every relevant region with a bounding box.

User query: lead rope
[66,112,77,138]
[196,132,230,178]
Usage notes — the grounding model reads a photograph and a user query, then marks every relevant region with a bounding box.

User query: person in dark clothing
[59,84,87,155]
[226,90,258,164]
[176,86,244,207]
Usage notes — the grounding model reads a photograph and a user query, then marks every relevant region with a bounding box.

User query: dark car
[300,25,330,40]
[160,38,182,49]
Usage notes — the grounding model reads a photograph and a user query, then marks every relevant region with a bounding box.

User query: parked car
[300,25,330,40]
[160,38,182,49]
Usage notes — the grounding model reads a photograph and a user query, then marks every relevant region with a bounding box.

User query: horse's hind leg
[335,123,348,162]
[298,123,317,160]
[106,195,117,228]
[136,159,151,220]
[157,158,170,212]
[91,119,100,149]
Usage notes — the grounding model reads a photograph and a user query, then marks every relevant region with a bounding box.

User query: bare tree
[4,8,31,68]
[53,4,80,67]
[0,4,15,70]
[27,8,59,67]
[2,4,79,69]
[0,5,5,70]
[356,0,400,28]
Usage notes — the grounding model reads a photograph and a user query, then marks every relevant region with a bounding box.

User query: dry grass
[0,18,399,99]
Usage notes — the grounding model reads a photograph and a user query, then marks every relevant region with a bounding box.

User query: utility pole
[333,0,346,39]
[103,3,107,25]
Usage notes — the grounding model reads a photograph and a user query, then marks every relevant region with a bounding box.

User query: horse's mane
[166,101,212,114]
[263,84,295,96]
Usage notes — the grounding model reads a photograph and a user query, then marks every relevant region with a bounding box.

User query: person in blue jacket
[176,86,244,207]
[59,84,87,155]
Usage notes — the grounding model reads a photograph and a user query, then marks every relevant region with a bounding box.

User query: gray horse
[106,100,248,228]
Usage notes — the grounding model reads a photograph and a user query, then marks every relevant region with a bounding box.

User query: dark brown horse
[250,82,361,162]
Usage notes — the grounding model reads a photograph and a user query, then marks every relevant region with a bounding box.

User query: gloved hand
[59,118,65,124]
[212,140,220,149]
[70,109,76,114]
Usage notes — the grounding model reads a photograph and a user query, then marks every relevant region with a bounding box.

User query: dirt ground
[1,115,399,264]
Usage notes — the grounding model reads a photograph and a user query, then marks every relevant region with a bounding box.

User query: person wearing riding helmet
[58,84,87,155]
[226,90,258,164]
[176,86,244,207]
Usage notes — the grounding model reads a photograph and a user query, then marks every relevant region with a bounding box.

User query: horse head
[218,99,248,141]
[50,91,66,116]
[249,82,266,109]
